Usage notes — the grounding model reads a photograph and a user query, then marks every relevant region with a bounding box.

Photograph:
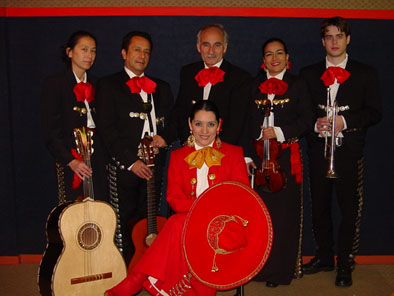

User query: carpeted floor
[1,263,393,296]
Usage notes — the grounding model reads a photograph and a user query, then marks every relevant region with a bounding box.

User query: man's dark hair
[320,16,351,38]
[121,31,153,52]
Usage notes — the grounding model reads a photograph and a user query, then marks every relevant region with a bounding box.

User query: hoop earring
[187,132,195,147]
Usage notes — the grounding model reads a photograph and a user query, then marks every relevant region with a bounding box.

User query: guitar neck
[146,167,157,235]
[82,159,94,200]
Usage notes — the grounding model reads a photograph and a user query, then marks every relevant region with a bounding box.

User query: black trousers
[308,139,363,267]
[115,169,148,265]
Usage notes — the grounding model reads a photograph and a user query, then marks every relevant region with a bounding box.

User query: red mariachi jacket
[166,141,250,214]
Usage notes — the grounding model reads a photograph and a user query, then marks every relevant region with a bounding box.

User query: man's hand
[68,159,92,179]
[316,115,344,137]
[131,160,153,180]
[152,135,167,148]
[334,115,344,136]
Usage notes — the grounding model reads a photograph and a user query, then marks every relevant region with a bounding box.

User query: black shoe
[303,257,335,274]
[266,282,279,288]
[335,267,352,287]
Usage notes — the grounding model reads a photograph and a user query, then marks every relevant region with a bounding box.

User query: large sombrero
[182,181,273,290]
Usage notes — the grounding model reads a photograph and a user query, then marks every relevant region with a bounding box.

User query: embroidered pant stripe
[108,162,123,251]
[351,157,364,257]
[55,162,66,203]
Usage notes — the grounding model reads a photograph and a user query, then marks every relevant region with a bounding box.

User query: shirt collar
[326,54,348,69]
[194,141,214,150]
[266,67,286,80]
[124,66,145,79]
[73,71,87,83]
[204,59,223,69]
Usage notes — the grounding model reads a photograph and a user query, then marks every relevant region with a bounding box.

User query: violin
[253,99,286,193]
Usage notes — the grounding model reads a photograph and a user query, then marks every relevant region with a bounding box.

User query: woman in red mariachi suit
[106,100,250,295]
[41,31,107,201]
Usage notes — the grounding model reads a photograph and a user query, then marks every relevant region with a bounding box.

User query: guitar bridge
[70,272,112,285]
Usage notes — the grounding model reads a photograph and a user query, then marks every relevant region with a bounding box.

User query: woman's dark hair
[121,31,153,52]
[262,37,288,55]
[189,100,221,122]
[61,30,97,64]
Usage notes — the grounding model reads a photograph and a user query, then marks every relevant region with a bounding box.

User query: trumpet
[324,87,341,179]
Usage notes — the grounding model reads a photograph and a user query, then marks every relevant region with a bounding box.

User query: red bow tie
[258,78,288,95]
[320,66,351,86]
[73,82,95,103]
[194,67,225,87]
[126,76,157,94]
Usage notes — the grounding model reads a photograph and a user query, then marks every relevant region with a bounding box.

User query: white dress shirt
[195,142,214,198]
[202,60,224,100]
[124,66,157,138]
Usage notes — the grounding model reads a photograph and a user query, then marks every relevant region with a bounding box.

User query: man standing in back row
[173,23,251,145]
[300,17,382,287]
[96,31,175,265]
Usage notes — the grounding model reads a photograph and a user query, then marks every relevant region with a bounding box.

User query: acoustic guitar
[128,134,167,272]
[38,127,127,296]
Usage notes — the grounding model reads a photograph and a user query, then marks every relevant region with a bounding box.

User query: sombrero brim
[182,181,273,290]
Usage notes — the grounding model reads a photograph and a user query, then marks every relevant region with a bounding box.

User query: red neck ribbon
[258,78,288,95]
[73,82,95,103]
[194,67,225,87]
[126,76,157,94]
[320,66,351,86]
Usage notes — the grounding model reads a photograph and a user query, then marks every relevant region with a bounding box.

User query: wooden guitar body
[128,216,167,272]
[38,201,72,296]
[39,128,126,295]
[127,134,167,272]
[39,199,127,296]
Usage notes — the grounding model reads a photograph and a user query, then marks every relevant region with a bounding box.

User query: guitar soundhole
[77,223,102,250]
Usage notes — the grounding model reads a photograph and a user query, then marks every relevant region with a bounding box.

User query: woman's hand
[246,161,257,177]
[261,127,277,140]
[68,159,92,179]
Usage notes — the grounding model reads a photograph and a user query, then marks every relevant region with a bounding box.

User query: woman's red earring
[287,61,292,70]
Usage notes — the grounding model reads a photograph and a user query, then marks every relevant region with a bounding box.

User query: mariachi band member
[301,17,382,287]
[105,100,250,296]
[244,38,313,287]
[41,30,107,202]
[95,31,175,264]
[172,23,251,146]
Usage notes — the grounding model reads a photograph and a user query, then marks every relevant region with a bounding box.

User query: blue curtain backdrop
[0,15,393,256]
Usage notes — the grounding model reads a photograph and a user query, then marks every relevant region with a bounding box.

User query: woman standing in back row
[244,38,314,287]
[41,30,107,202]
